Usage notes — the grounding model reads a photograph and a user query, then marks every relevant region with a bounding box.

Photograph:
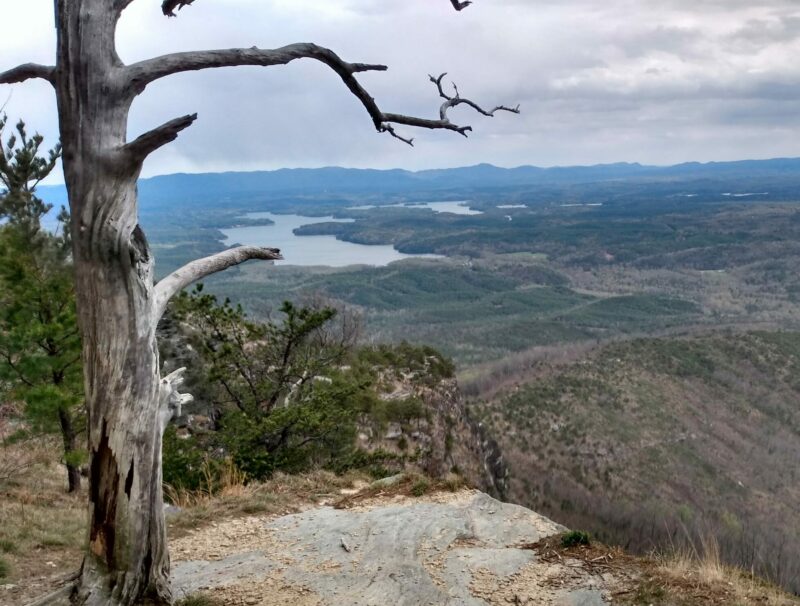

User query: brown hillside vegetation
[473,330,800,594]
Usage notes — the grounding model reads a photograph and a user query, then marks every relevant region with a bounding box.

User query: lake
[220,212,440,267]
[348,201,483,215]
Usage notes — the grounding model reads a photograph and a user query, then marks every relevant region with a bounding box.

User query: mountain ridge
[38,156,800,207]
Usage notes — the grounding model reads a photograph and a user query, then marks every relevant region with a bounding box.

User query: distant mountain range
[39,157,800,208]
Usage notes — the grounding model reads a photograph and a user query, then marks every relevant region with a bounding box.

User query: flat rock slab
[172,490,614,605]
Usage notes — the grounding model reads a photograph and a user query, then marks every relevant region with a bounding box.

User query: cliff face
[355,374,508,498]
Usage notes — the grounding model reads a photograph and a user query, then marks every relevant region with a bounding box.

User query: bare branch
[127,44,387,90]
[430,72,520,123]
[0,63,55,86]
[159,0,471,18]
[127,44,517,145]
[123,113,197,161]
[159,367,193,431]
[450,0,474,10]
[162,0,195,16]
[153,246,282,320]
[380,124,415,146]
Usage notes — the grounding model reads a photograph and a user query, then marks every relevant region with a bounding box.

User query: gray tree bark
[55,5,191,602]
[1,1,515,603]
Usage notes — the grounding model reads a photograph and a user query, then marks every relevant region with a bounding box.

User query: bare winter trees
[0,1,517,604]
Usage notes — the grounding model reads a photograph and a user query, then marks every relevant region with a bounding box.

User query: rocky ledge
[171,490,613,606]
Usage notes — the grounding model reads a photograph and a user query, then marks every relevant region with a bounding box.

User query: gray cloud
[1,0,799,181]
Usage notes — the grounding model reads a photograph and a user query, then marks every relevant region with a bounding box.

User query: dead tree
[1,1,517,604]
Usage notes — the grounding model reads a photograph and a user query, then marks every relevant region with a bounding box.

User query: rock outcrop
[171,490,612,605]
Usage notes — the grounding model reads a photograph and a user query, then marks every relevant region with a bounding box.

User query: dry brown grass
[654,538,798,606]
[0,435,55,485]
[0,441,86,605]
[524,532,800,606]
[174,593,223,606]
[164,458,249,509]
[166,469,371,536]
[332,471,467,509]
[0,439,371,603]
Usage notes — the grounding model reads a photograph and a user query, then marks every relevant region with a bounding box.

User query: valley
[37,160,800,595]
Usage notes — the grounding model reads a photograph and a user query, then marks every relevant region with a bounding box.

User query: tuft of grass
[441,472,467,492]
[525,532,799,606]
[175,593,221,606]
[411,477,430,497]
[630,579,667,604]
[164,457,248,509]
[561,530,591,548]
[0,539,16,553]
[0,556,9,580]
[642,534,799,605]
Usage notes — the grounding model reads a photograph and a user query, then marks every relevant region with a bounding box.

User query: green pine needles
[0,115,85,492]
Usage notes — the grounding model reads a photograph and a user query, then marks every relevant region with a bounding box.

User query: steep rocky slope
[473,330,800,593]
[353,371,507,498]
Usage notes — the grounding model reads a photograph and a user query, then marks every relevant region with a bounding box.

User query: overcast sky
[1,0,799,181]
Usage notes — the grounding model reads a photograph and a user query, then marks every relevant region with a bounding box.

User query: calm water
[220,212,438,267]
[400,201,483,215]
[348,201,483,215]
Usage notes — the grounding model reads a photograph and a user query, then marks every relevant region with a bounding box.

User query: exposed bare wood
[0,63,55,86]
[159,367,193,430]
[153,246,283,320]
[123,113,197,161]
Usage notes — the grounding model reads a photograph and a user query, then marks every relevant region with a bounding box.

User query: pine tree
[170,289,363,480]
[0,116,84,493]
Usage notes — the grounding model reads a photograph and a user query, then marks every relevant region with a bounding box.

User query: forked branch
[126,44,518,147]
[0,63,56,86]
[430,72,520,126]
[153,246,282,320]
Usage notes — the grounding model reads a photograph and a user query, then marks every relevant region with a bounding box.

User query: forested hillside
[471,331,800,593]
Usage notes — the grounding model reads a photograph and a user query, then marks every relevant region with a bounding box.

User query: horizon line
[37,155,800,188]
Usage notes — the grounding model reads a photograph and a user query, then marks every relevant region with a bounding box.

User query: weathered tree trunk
[55,2,172,603]
[57,407,81,493]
